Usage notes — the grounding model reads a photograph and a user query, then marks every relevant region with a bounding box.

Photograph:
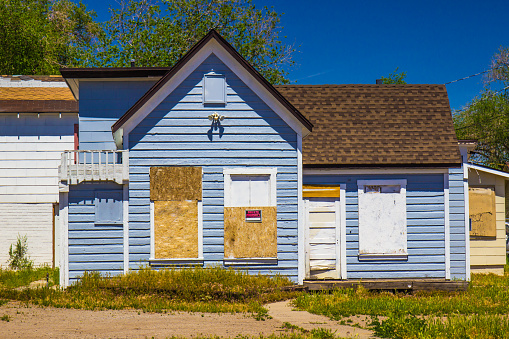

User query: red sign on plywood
[245,210,262,222]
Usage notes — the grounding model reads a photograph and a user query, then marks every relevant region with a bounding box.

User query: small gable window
[203,72,226,104]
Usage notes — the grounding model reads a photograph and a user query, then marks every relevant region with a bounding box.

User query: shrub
[7,235,33,271]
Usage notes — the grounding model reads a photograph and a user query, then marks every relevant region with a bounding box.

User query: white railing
[59,150,129,186]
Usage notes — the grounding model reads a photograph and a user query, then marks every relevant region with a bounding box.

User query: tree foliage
[79,0,294,84]
[0,0,99,74]
[380,67,407,84]
[453,47,509,170]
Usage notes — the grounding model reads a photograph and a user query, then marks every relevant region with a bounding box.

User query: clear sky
[85,0,509,111]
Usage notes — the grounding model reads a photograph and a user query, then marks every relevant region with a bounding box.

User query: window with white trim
[203,72,226,104]
[357,179,407,259]
[223,168,278,262]
[224,168,277,208]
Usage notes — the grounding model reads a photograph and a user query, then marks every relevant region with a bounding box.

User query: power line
[444,62,509,85]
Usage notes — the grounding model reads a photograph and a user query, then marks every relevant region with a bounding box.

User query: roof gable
[276,84,462,167]
[111,30,312,148]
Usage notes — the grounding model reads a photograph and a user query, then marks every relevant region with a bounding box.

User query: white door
[305,197,341,279]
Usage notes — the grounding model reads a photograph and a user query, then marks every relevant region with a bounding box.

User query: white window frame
[357,179,408,260]
[203,71,226,104]
[149,201,204,266]
[223,168,277,207]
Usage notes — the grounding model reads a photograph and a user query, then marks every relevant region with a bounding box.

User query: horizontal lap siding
[68,182,124,282]
[449,168,466,279]
[79,81,157,150]
[0,203,53,266]
[128,54,299,280]
[0,113,77,203]
[304,173,450,279]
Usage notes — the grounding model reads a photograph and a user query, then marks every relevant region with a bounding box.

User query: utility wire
[444,62,509,85]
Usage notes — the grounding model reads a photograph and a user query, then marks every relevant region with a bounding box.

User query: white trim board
[123,184,129,274]
[297,135,305,284]
[444,173,451,280]
[59,192,69,288]
[117,38,310,148]
[467,163,509,179]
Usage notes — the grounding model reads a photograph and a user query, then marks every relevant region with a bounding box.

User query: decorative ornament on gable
[208,112,225,122]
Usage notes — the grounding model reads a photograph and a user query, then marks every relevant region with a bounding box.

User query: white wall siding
[0,203,53,267]
[0,113,77,203]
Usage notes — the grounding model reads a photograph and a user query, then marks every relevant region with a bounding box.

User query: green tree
[81,0,295,84]
[380,67,407,84]
[453,47,509,170]
[0,0,99,74]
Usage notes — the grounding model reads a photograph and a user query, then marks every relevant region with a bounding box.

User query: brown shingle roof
[0,87,77,113]
[276,84,461,167]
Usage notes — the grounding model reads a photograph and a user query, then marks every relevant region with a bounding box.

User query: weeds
[0,267,58,289]
[0,314,9,322]
[0,266,298,314]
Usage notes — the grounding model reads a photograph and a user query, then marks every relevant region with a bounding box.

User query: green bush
[7,235,32,270]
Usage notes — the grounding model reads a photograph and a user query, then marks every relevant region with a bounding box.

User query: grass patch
[0,266,58,289]
[0,314,9,322]
[295,273,509,319]
[0,266,298,314]
[295,272,509,338]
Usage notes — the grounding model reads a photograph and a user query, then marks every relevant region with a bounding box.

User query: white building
[0,75,78,267]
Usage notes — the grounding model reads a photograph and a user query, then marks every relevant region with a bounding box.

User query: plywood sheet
[303,185,341,198]
[469,187,496,237]
[224,206,277,258]
[150,167,202,201]
[154,200,198,259]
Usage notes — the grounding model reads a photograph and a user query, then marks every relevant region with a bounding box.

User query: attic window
[203,72,226,104]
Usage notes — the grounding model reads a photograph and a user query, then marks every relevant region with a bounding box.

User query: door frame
[303,183,347,280]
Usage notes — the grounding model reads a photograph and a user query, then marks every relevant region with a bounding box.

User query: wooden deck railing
[59,150,129,185]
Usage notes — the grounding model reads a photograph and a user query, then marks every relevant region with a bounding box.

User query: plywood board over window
[357,180,407,259]
[469,186,496,237]
[223,168,277,260]
[150,167,202,259]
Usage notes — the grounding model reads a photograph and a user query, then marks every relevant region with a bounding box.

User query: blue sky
[85,0,509,111]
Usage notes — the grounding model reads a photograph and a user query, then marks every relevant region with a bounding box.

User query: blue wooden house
[58,30,467,287]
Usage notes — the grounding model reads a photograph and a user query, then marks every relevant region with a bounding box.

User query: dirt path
[266,300,375,338]
[0,300,375,338]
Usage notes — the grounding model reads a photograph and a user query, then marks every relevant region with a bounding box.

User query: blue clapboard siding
[304,173,465,280]
[448,167,466,279]
[79,80,157,150]
[128,54,299,281]
[67,182,124,283]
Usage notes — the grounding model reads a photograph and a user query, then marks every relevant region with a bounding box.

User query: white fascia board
[304,168,449,175]
[223,168,277,176]
[120,39,309,146]
[467,163,509,179]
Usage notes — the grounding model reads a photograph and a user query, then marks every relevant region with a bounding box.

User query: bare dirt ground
[0,301,376,338]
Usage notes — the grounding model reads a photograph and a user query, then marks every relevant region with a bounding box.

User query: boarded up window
[150,167,202,259]
[95,191,123,224]
[224,170,277,258]
[469,186,496,237]
[358,180,407,256]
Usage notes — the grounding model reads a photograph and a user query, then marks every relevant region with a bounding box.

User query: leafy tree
[453,47,509,170]
[0,0,99,74]
[80,0,295,84]
[380,67,407,84]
